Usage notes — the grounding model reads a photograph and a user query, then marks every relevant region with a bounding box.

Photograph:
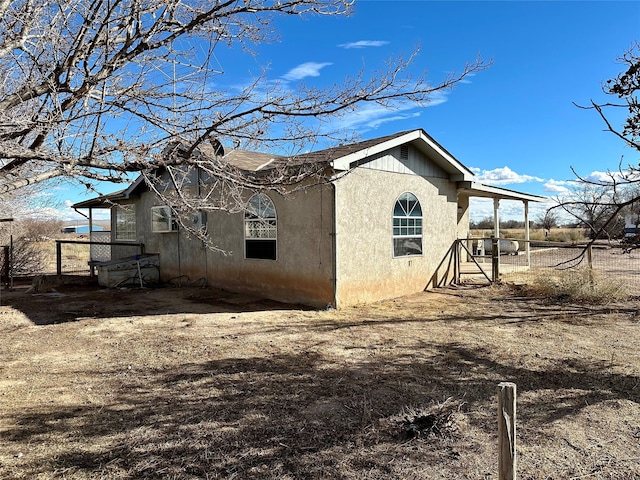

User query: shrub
[0,239,49,276]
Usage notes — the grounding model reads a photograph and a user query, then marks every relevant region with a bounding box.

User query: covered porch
[430,182,546,288]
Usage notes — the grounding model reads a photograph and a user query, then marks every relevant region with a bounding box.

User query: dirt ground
[1,277,640,479]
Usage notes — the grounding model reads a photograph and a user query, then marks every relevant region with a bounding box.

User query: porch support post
[493,197,500,239]
[524,201,530,267]
[493,197,500,276]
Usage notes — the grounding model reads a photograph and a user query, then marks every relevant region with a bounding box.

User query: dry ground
[1,278,640,479]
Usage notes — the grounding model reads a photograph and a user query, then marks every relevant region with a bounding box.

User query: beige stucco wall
[114,184,336,308]
[333,168,460,306]
[109,163,467,308]
[457,194,470,239]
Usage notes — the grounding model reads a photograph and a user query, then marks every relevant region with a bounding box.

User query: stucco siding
[205,185,335,306]
[120,184,335,307]
[457,194,471,239]
[333,168,458,306]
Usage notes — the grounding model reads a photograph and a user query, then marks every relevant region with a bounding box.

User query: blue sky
[60,0,640,223]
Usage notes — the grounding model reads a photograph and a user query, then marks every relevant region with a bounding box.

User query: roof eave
[330,129,474,180]
[71,175,146,209]
[458,181,546,203]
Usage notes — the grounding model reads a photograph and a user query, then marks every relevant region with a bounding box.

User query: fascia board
[330,130,423,170]
[414,130,475,180]
[331,129,475,181]
[121,175,146,198]
[459,181,546,203]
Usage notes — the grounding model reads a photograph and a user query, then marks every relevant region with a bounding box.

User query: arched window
[392,192,423,257]
[244,193,277,260]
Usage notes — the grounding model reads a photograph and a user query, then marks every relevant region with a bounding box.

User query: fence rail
[56,240,145,276]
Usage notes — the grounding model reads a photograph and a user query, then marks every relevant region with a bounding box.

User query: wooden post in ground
[1,245,9,287]
[498,382,517,480]
[492,237,499,282]
[453,239,459,284]
[56,240,62,276]
[524,201,531,268]
[587,243,594,288]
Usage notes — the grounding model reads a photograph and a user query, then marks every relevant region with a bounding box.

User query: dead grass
[1,280,640,479]
[516,268,629,303]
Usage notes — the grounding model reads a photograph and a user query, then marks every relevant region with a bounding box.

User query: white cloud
[338,40,390,49]
[474,166,543,185]
[543,179,573,195]
[281,62,332,81]
[583,170,629,184]
[329,90,448,132]
[335,102,422,130]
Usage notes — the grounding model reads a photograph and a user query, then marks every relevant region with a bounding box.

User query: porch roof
[72,176,146,209]
[457,181,546,203]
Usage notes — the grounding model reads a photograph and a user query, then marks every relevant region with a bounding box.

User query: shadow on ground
[4,343,639,478]
[0,276,308,325]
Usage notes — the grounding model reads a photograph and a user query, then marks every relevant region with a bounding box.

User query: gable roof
[192,129,475,182]
[288,129,475,181]
[72,129,543,209]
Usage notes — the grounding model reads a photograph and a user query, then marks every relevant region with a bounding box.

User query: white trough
[482,239,520,255]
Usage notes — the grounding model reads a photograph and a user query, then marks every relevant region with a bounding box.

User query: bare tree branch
[555,42,640,264]
[0,0,489,209]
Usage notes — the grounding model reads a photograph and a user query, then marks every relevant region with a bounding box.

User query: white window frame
[115,205,136,241]
[244,193,277,260]
[151,205,179,233]
[392,192,423,257]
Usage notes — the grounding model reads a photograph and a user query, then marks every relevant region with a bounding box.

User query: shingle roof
[286,131,414,166]
[196,142,283,171]
[73,129,493,209]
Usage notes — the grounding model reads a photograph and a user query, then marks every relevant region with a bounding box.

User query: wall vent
[400,144,409,160]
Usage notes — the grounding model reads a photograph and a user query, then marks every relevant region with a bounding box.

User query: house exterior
[73,129,543,308]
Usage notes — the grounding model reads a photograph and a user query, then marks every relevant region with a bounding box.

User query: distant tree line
[469,211,562,231]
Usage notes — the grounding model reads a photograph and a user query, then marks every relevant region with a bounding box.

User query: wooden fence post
[498,382,517,480]
[492,237,499,282]
[587,243,595,288]
[56,240,62,276]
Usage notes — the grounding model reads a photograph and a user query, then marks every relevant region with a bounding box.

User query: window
[115,205,136,241]
[392,192,422,257]
[244,193,277,260]
[151,206,179,233]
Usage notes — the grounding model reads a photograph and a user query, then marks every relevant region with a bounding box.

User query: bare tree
[556,42,640,245]
[556,182,627,240]
[535,209,558,232]
[0,0,489,206]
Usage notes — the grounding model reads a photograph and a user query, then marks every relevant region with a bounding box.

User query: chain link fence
[465,239,640,296]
